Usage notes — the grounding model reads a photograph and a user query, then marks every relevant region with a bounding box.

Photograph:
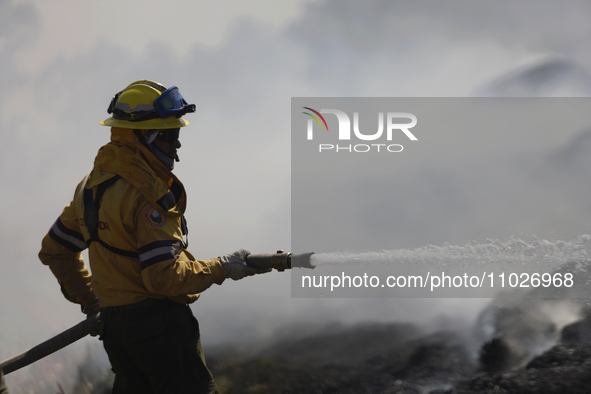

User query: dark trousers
[101,300,218,394]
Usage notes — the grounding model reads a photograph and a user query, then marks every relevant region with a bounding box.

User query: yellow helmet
[100,80,196,129]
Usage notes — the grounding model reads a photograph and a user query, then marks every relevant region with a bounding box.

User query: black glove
[82,299,101,337]
[82,299,101,316]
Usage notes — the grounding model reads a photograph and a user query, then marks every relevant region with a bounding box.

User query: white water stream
[311,235,591,272]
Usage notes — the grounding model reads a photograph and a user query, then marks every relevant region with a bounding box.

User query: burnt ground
[206,302,591,394]
[59,301,591,394]
[203,261,591,393]
[207,321,476,394]
[436,308,591,394]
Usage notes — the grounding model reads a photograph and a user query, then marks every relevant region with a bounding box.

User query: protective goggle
[108,84,196,122]
[153,87,195,119]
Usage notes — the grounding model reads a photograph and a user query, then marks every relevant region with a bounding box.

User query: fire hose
[0,251,314,375]
[0,313,100,375]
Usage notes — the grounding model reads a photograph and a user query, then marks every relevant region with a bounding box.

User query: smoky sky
[3,0,591,377]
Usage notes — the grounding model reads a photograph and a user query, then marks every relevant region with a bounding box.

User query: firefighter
[39,80,270,393]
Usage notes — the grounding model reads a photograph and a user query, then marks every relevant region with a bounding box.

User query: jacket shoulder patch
[145,206,167,227]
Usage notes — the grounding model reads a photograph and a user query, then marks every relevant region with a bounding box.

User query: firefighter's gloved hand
[82,299,101,337]
[221,249,271,280]
[82,299,101,316]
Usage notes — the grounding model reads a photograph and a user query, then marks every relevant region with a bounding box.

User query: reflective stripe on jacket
[39,128,227,308]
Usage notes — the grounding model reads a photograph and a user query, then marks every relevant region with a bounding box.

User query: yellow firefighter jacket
[39,128,227,308]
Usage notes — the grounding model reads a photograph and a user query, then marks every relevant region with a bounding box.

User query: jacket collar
[90,127,186,216]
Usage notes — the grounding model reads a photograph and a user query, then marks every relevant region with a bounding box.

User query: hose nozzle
[246,250,315,271]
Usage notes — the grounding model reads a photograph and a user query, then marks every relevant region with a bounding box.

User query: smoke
[3,0,591,391]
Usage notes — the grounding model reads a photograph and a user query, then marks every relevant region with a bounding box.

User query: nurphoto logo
[302,107,417,153]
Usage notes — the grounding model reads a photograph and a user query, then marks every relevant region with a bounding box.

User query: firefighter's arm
[39,201,97,309]
[137,204,228,297]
